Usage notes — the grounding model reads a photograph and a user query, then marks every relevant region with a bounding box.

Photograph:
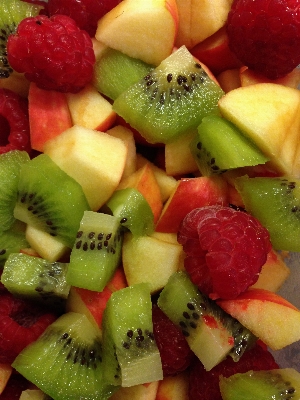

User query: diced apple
[156,371,189,400]
[117,163,163,223]
[217,69,241,93]
[95,0,179,66]
[175,0,234,49]
[19,389,47,400]
[136,154,177,203]
[218,288,300,350]
[240,66,300,89]
[190,26,242,75]
[164,131,198,176]
[0,71,30,98]
[43,125,128,211]
[107,125,137,179]
[0,364,12,395]
[66,84,116,131]
[218,83,300,177]
[122,232,184,293]
[251,249,290,292]
[28,83,73,152]
[110,381,159,400]
[156,176,229,233]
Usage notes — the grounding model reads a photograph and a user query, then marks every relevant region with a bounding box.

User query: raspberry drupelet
[7,14,96,93]
[178,205,271,300]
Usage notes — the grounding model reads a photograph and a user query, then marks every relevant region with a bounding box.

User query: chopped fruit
[152,304,194,377]
[47,0,122,37]
[0,363,12,394]
[177,205,271,299]
[0,291,57,364]
[7,14,95,93]
[0,88,31,154]
[188,342,278,400]
[227,0,300,79]
[0,373,30,400]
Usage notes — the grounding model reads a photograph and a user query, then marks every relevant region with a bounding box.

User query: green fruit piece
[12,312,116,400]
[1,253,70,308]
[0,0,43,77]
[105,188,154,237]
[157,271,256,371]
[235,176,300,252]
[113,46,224,144]
[0,227,28,266]
[0,150,30,231]
[190,115,269,176]
[219,368,300,400]
[66,211,123,292]
[13,154,90,248]
[102,283,163,387]
[93,47,154,100]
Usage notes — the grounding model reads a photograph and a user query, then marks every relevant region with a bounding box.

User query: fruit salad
[1,0,300,399]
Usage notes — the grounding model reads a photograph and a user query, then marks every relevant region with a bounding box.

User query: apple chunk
[44,125,128,211]
[218,288,300,350]
[95,0,179,66]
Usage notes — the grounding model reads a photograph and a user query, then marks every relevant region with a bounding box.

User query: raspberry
[152,304,195,376]
[226,0,300,79]
[177,205,271,300]
[48,0,122,37]
[189,342,279,400]
[7,14,95,93]
[0,291,58,364]
[0,373,30,400]
[0,88,31,154]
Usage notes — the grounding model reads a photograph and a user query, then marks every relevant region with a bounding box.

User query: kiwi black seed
[0,0,43,78]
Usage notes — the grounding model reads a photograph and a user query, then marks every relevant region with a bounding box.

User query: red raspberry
[152,304,195,377]
[48,0,122,37]
[7,14,95,93]
[0,291,58,364]
[0,373,30,400]
[226,0,300,79]
[177,205,271,300]
[0,88,31,154]
[189,342,279,400]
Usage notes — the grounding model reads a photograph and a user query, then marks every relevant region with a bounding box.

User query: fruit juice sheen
[0,0,300,400]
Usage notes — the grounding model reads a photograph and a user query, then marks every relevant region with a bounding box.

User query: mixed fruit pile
[1,0,300,399]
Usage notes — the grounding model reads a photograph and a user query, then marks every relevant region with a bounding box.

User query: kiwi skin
[0,0,43,78]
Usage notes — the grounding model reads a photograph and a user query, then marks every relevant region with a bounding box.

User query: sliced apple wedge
[218,83,300,177]
[95,0,179,66]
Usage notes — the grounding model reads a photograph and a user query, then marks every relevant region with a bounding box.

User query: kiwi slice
[0,228,28,266]
[13,154,90,249]
[190,115,269,176]
[102,283,163,387]
[219,368,300,400]
[113,46,224,144]
[0,0,43,78]
[93,47,154,100]
[157,271,256,371]
[235,176,300,252]
[0,150,30,231]
[104,188,154,237]
[1,252,70,308]
[12,312,116,400]
[66,211,123,292]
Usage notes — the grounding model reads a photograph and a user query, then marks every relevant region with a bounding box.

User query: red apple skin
[155,176,229,233]
[190,27,242,76]
[240,66,300,89]
[29,83,72,152]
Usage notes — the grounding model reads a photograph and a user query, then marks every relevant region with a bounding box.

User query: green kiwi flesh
[157,271,256,371]
[105,188,154,237]
[235,176,300,252]
[113,46,224,144]
[1,253,70,308]
[13,154,90,248]
[0,150,30,231]
[190,115,269,176]
[66,211,123,292]
[0,227,28,266]
[12,312,116,400]
[0,0,43,78]
[93,47,154,100]
[102,283,163,387]
[219,368,300,400]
